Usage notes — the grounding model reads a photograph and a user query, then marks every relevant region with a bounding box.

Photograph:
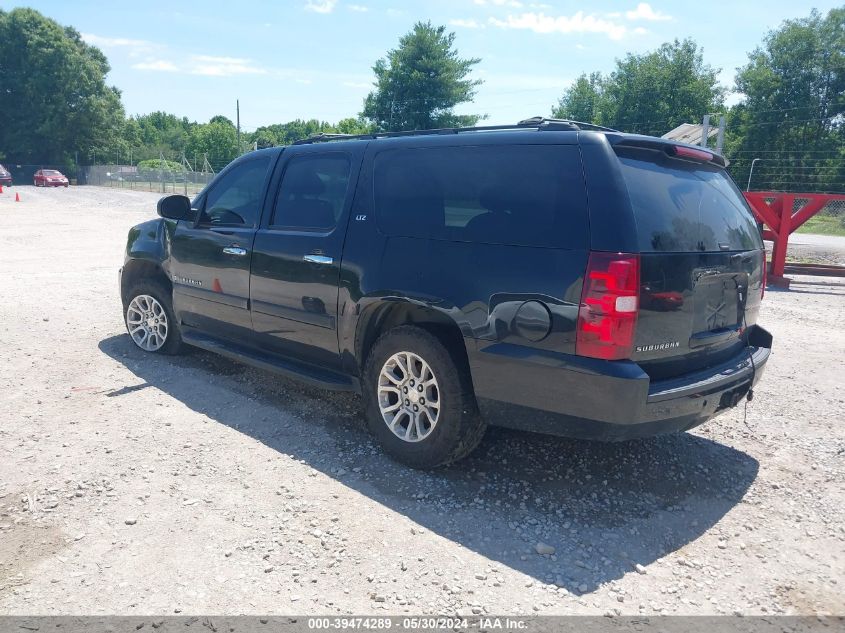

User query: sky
[3,0,841,133]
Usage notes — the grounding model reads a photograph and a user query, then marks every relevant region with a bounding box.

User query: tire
[362,326,486,469]
[123,279,183,355]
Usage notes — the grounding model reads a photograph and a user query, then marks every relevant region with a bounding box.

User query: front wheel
[123,280,183,354]
[362,326,486,469]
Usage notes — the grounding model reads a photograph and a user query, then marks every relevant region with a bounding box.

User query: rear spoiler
[607,135,728,168]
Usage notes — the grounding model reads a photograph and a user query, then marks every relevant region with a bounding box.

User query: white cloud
[475,0,524,6]
[81,33,155,49]
[304,0,337,13]
[633,26,648,35]
[189,55,268,76]
[625,3,671,21]
[81,33,159,58]
[347,4,369,11]
[450,18,485,29]
[489,11,627,40]
[131,59,178,72]
[295,78,313,84]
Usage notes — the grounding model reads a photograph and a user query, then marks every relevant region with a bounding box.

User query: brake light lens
[576,252,640,360]
[670,145,714,162]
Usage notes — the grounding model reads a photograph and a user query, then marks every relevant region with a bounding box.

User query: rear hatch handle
[689,327,741,349]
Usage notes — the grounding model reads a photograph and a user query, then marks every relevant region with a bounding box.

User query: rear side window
[373,145,588,248]
[618,150,762,253]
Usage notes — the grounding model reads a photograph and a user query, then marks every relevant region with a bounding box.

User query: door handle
[223,246,248,256]
[303,254,333,265]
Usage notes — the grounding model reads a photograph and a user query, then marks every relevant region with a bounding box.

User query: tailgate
[614,144,765,380]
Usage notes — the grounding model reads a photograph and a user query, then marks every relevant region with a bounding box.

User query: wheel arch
[355,299,474,386]
[121,258,171,307]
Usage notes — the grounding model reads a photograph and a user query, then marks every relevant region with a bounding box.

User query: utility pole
[236,99,241,156]
[700,114,710,148]
[716,115,726,153]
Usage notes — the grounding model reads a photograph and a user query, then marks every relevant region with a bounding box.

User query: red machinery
[743,192,845,288]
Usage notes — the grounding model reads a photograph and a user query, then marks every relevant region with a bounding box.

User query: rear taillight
[576,252,640,360]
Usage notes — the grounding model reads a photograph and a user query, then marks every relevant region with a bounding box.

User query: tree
[186,121,238,168]
[209,115,234,127]
[247,118,374,148]
[362,22,483,131]
[604,39,724,135]
[727,7,845,192]
[127,112,194,160]
[0,8,125,167]
[552,72,604,123]
[551,39,724,136]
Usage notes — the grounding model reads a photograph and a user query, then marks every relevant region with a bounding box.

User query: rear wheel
[123,279,183,354]
[362,326,486,469]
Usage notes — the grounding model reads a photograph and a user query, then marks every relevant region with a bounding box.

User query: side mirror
[157,194,193,221]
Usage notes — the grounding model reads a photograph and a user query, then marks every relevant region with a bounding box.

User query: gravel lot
[1,185,843,616]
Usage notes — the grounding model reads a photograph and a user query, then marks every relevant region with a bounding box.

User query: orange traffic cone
[15,192,20,202]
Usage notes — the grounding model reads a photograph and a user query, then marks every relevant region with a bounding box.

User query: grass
[795,214,845,237]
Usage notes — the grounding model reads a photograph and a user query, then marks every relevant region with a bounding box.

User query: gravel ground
[0,185,843,616]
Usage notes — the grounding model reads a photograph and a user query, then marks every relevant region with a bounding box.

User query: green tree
[247,118,373,147]
[362,22,483,131]
[551,39,724,136]
[0,8,125,167]
[335,117,375,136]
[186,120,238,168]
[727,7,845,192]
[552,72,604,123]
[137,158,185,172]
[604,39,724,135]
[128,112,194,160]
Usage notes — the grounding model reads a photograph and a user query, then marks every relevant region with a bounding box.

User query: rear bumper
[469,326,772,441]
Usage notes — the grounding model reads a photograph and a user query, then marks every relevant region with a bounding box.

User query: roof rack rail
[292,116,618,145]
[517,116,619,132]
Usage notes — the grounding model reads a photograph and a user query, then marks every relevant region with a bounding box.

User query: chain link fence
[80,164,215,196]
[0,163,75,185]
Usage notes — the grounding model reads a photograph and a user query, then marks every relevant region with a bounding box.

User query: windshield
[43,170,63,176]
[618,149,763,253]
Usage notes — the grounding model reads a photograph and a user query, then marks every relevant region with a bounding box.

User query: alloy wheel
[126,294,169,352]
[377,351,441,442]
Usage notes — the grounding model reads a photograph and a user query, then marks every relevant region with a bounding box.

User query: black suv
[119,119,772,468]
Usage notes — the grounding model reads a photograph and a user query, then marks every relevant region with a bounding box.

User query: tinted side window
[618,151,763,252]
[373,145,588,248]
[201,156,272,227]
[271,154,352,230]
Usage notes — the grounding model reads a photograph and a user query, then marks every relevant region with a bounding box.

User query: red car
[0,164,12,186]
[34,169,69,187]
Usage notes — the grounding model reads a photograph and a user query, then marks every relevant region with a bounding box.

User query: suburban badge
[635,341,681,353]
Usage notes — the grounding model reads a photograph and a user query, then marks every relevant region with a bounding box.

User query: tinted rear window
[618,150,762,253]
[373,145,588,248]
